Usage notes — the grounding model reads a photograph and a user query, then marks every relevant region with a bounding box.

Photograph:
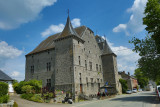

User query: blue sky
[0,0,147,81]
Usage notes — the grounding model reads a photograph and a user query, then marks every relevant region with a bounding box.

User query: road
[10,91,160,107]
[72,91,159,107]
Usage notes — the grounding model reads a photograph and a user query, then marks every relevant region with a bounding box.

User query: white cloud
[113,0,147,35]
[0,0,57,30]
[11,71,20,77]
[0,41,24,81]
[71,18,81,28]
[0,41,23,59]
[41,18,81,37]
[41,24,64,37]
[105,38,140,75]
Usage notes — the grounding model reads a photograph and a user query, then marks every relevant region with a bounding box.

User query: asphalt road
[10,91,160,107]
[72,91,159,107]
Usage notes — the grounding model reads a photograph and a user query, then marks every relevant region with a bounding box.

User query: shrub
[30,94,43,103]
[21,94,34,100]
[0,82,8,97]
[14,80,42,94]
[119,79,128,93]
[13,102,18,107]
[21,85,33,94]
[27,80,42,93]
[42,92,54,100]
[0,95,9,103]
[14,81,26,94]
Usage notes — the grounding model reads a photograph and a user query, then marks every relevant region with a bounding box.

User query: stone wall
[25,49,55,87]
[54,37,74,92]
[101,54,120,94]
[73,28,104,98]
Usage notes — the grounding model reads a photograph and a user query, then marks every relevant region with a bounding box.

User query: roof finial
[67,9,69,17]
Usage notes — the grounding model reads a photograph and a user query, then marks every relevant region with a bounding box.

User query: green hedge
[0,82,9,103]
[0,95,9,103]
[0,82,8,97]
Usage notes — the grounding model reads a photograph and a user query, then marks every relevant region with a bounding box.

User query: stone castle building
[25,16,121,99]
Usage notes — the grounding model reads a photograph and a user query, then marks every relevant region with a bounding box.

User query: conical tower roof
[58,16,79,38]
[102,40,115,55]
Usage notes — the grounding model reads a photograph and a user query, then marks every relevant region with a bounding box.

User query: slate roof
[0,70,13,81]
[95,35,115,55]
[58,16,80,39]
[26,26,86,56]
[102,40,114,55]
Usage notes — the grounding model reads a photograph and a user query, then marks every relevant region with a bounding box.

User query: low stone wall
[0,100,14,107]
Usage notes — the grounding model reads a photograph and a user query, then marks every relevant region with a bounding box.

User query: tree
[119,79,128,93]
[130,36,160,81]
[143,0,160,53]
[134,68,149,88]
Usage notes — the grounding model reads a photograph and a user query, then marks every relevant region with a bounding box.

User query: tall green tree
[130,36,160,81]
[143,0,160,53]
[134,68,149,88]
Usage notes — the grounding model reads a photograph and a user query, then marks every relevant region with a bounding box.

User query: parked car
[126,90,132,94]
[156,85,160,100]
[132,88,137,93]
[138,89,142,92]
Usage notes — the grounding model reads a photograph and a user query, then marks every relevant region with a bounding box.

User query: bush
[13,102,18,107]
[14,80,42,94]
[0,82,8,97]
[27,80,42,93]
[14,81,26,94]
[30,94,43,103]
[119,79,128,93]
[21,94,34,100]
[0,95,9,103]
[21,85,33,94]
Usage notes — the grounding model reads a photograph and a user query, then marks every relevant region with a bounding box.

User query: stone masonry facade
[25,16,121,99]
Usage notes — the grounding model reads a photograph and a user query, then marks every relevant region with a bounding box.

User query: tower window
[85,60,87,70]
[79,56,81,65]
[89,62,92,70]
[78,41,80,44]
[47,79,51,88]
[47,62,51,71]
[31,66,34,74]
[96,64,98,71]
[86,77,88,87]
[99,65,101,72]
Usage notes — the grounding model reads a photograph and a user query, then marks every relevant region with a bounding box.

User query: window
[84,48,85,51]
[91,78,94,87]
[97,79,99,83]
[85,60,87,70]
[78,41,80,44]
[47,79,51,88]
[99,65,101,72]
[96,64,98,71]
[79,73,81,83]
[86,77,88,87]
[47,62,51,71]
[31,66,34,74]
[89,62,92,70]
[79,56,81,65]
